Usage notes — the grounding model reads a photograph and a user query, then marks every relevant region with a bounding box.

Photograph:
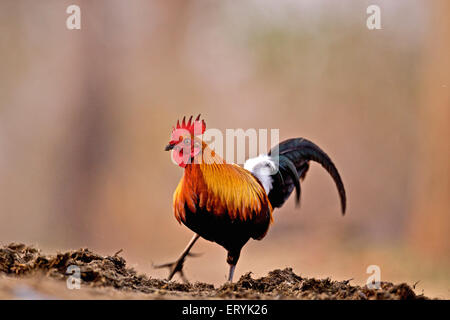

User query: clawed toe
[153,259,182,280]
[153,254,199,283]
[153,234,201,283]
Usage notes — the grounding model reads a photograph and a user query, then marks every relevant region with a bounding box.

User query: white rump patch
[244,154,277,194]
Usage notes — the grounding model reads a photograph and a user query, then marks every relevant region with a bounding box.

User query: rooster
[155,115,346,282]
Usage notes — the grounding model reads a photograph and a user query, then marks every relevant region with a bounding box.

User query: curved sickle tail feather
[268,138,347,214]
[277,155,301,206]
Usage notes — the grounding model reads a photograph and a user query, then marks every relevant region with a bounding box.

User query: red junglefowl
[155,115,346,282]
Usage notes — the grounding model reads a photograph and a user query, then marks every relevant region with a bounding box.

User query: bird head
[165,115,206,168]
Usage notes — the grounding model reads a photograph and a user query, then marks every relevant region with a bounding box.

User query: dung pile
[0,243,428,299]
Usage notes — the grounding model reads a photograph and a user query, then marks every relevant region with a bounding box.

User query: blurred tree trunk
[408,0,450,258]
[56,1,192,245]
[56,2,113,245]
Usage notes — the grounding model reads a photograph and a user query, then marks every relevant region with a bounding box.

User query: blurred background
[0,0,448,298]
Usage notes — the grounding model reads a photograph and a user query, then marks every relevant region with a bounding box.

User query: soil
[0,243,429,300]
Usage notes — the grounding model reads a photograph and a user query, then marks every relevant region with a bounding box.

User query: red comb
[172,114,206,136]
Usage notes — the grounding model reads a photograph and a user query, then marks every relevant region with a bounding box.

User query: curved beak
[165,144,175,151]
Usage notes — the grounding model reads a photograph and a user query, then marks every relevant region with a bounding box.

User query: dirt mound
[0,243,428,299]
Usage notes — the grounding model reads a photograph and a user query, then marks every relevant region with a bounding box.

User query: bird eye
[194,141,200,148]
[184,138,191,145]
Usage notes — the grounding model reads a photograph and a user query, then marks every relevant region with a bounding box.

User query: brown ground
[0,243,429,300]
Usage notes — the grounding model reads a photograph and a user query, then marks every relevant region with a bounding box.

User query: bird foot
[152,252,201,283]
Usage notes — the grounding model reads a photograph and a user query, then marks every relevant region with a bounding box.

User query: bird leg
[153,233,200,282]
[228,264,236,283]
[226,250,240,283]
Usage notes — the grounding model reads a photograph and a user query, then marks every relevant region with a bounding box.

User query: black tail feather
[279,156,301,206]
[268,138,346,214]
